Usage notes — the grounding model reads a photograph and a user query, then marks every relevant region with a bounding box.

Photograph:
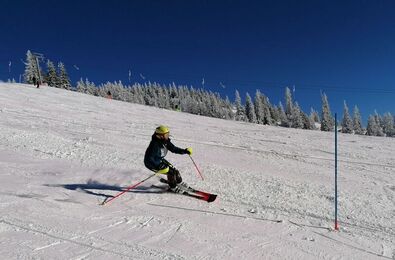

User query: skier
[144,125,192,193]
[32,76,40,88]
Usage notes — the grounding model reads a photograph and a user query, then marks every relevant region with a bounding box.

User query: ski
[153,181,217,203]
[180,190,217,202]
[159,178,216,198]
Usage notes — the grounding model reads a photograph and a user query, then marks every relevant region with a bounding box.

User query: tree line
[21,50,395,137]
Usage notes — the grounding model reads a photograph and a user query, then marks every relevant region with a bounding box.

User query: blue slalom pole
[335,113,339,230]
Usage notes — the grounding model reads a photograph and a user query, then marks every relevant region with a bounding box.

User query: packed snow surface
[0,83,394,259]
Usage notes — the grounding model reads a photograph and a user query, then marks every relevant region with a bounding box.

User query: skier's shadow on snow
[45,179,163,200]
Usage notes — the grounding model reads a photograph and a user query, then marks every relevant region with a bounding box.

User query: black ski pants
[159,159,182,188]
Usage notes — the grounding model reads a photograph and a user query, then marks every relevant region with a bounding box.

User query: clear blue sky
[1,0,395,123]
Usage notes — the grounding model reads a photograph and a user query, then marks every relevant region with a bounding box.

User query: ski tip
[99,197,110,206]
[207,194,217,203]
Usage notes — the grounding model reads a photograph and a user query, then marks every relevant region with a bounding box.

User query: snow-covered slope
[0,83,394,259]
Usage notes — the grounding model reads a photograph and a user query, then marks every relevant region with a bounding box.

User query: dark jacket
[144,134,186,171]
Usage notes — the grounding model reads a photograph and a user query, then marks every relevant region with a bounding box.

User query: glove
[185,147,193,156]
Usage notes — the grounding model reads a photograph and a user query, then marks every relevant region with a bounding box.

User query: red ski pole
[189,155,204,180]
[101,173,158,205]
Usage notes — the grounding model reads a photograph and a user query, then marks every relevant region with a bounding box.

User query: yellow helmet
[155,125,169,135]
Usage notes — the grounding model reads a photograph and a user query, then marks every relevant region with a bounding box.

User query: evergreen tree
[374,111,384,136]
[262,95,273,125]
[382,112,394,137]
[320,92,334,131]
[352,106,363,135]
[366,115,375,136]
[224,96,235,120]
[285,87,293,118]
[254,90,265,124]
[310,108,320,123]
[291,102,304,128]
[23,50,40,84]
[145,84,158,106]
[58,62,71,90]
[367,115,379,136]
[341,101,353,133]
[283,87,293,127]
[234,90,246,121]
[302,111,314,130]
[245,93,257,123]
[277,102,287,126]
[76,78,86,93]
[85,78,97,95]
[206,92,220,117]
[132,84,145,104]
[309,108,319,129]
[270,105,280,125]
[367,112,384,136]
[46,60,59,87]
[161,87,171,109]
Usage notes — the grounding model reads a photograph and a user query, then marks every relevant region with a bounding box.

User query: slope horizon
[6,56,395,134]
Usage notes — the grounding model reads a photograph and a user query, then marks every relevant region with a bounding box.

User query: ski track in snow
[0,83,394,259]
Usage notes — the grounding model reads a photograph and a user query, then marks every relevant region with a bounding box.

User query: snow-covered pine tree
[374,111,384,136]
[123,85,135,103]
[382,112,394,137]
[341,101,353,133]
[195,89,206,115]
[277,102,287,126]
[366,115,376,136]
[234,90,246,121]
[153,84,163,107]
[211,92,223,118]
[302,111,314,130]
[197,88,207,116]
[85,78,97,95]
[310,108,320,130]
[224,96,235,120]
[393,114,395,136]
[254,90,265,124]
[46,60,59,87]
[23,50,39,84]
[118,81,130,101]
[291,102,304,128]
[178,86,192,113]
[144,84,158,107]
[245,93,257,123]
[270,105,280,125]
[76,78,86,93]
[160,86,171,109]
[367,112,384,136]
[217,92,228,119]
[131,83,145,104]
[320,92,334,131]
[261,95,273,125]
[284,87,293,127]
[58,62,71,90]
[285,87,293,117]
[352,105,363,135]
[169,83,180,110]
[366,114,381,136]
